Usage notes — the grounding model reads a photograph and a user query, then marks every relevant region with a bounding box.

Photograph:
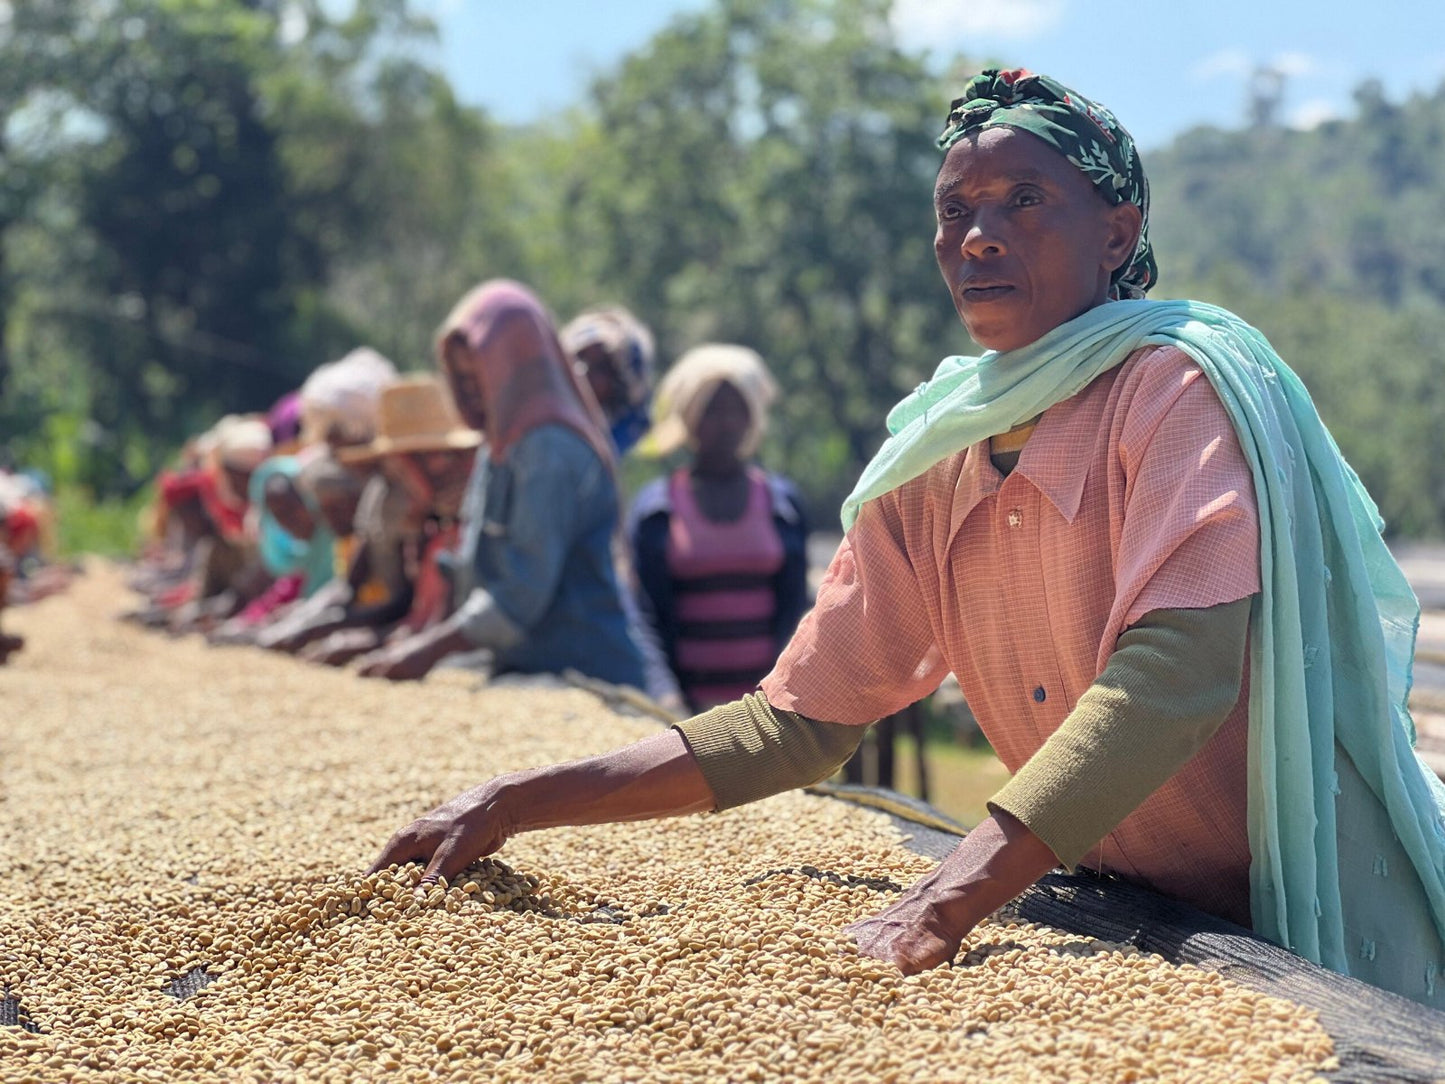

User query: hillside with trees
[2,0,1441,541]
[1147,80,1445,536]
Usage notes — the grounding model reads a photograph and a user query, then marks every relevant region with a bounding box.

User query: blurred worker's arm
[357,428,601,681]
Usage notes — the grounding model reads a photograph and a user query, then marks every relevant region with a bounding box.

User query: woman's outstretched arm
[367,729,716,886]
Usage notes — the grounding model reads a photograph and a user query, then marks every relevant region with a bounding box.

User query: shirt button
[1007,508,1023,528]
[1032,686,1047,703]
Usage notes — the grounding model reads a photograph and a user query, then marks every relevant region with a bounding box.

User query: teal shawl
[248,456,336,599]
[843,298,1445,972]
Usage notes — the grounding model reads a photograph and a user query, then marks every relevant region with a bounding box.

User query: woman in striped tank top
[630,346,809,712]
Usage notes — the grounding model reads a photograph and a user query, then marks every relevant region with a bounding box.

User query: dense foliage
[2,0,1441,538]
[1147,84,1445,537]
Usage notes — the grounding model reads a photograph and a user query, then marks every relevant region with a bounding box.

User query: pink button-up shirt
[763,346,1262,922]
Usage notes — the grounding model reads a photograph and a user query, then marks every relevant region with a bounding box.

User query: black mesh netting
[1,985,41,1034]
[165,967,216,1000]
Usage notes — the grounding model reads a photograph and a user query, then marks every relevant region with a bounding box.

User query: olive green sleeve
[674,692,867,811]
[989,596,1253,870]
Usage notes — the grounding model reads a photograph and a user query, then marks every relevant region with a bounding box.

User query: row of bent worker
[125,296,807,720]
[0,465,74,664]
[121,70,1445,1009]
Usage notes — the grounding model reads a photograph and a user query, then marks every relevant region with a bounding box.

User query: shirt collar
[1013,400,1094,525]
[948,376,1109,534]
[948,443,998,542]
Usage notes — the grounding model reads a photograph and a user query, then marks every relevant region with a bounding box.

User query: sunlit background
[3,0,1444,549]
[427,0,1445,146]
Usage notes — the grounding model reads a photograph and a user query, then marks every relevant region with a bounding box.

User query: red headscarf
[2,505,38,556]
[198,469,247,542]
[436,281,614,468]
[158,469,206,509]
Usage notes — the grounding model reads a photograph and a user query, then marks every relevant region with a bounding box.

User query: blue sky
[419,0,1445,150]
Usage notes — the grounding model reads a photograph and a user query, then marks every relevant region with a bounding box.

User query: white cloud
[1272,51,1317,78]
[1193,48,1321,82]
[1191,48,1251,81]
[1289,99,1339,130]
[890,0,1067,48]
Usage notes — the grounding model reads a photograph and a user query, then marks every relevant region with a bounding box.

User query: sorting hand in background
[359,281,647,691]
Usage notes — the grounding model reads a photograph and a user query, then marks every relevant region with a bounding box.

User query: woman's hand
[0,632,23,664]
[356,630,446,681]
[302,627,382,667]
[366,731,715,887]
[257,617,328,654]
[847,810,1059,975]
[846,886,973,975]
[368,776,522,886]
[357,621,472,681]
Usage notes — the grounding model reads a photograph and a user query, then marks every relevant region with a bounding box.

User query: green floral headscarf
[938,69,1157,299]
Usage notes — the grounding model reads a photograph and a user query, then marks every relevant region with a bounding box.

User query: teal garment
[842,298,1445,982]
[247,456,336,599]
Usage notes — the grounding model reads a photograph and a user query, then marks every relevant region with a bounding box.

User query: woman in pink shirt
[630,346,809,712]
[368,72,1445,1005]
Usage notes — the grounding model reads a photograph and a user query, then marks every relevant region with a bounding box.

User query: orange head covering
[436,281,614,468]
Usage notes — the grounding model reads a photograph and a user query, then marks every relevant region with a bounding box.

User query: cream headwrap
[559,306,656,410]
[643,344,778,459]
[210,415,273,471]
[299,347,399,447]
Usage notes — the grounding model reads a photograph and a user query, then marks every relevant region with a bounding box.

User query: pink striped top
[668,466,785,710]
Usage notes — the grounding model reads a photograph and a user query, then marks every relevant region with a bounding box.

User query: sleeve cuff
[675,692,866,811]
[454,587,526,650]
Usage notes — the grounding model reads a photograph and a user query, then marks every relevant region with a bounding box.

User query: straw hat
[337,376,482,463]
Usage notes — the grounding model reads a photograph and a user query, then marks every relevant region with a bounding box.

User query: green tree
[0,0,464,493]
[1149,77,1445,536]
[538,0,979,514]
[1155,265,1445,538]
[318,63,529,367]
[1149,80,1445,311]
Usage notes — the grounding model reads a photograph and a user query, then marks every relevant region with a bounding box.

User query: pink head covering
[267,392,303,447]
[436,280,614,468]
